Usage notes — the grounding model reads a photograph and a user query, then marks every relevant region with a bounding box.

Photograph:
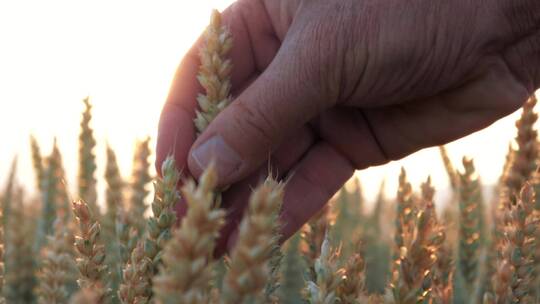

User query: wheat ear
[439,146,459,191]
[78,97,98,215]
[153,164,225,304]
[118,156,181,303]
[30,135,45,192]
[392,177,445,303]
[37,220,77,304]
[337,251,366,304]
[221,179,284,304]
[503,95,538,205]
[194,9,233,134]
[494,184,538,303]
[393,168,416,263]
[306,234,346,304]
[129,137,152,238]
[72,200,108,302]
[457,157,482,294]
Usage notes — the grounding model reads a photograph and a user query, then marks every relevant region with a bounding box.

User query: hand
[156,0,540,251]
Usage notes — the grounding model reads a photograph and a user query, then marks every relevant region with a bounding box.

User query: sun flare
[0,0,528,202]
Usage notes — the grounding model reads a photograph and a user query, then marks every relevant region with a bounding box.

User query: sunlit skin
[156,0,540,253]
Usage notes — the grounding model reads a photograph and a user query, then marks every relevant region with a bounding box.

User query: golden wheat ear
[503,95,538,205]
[72,200,109,302]
[37,220,77,304]
[78,97,98,216]
[392,177,445,303]
[194,9,233,134]
[153,163,225,304]
[221,179,284,304]
[118,155,181,303]
[493,184,538,303]
[456,157,483,298]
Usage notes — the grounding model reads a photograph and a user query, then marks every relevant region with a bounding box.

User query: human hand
[156,0,539,251]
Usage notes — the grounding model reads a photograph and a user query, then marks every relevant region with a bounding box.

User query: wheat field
[1,9,540,304]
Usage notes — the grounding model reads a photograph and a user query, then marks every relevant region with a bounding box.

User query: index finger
[156,1,281,175]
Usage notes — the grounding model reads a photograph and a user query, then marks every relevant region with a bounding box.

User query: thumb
[188,46,331,185]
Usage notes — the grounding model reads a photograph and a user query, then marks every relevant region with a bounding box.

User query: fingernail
[191,136,242,180]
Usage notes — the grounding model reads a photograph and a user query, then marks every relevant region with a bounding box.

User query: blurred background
[0,0,531,205]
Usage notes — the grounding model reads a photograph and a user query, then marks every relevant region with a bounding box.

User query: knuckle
[502,33,540,94]
[232,98,277,148]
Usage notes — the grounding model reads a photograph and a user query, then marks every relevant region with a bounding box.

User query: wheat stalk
[153,164,225,304]
[221,179,284,304]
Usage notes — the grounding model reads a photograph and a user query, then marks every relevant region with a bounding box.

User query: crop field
[1,9,540,304]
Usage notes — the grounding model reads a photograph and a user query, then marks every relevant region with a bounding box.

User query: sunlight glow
[0,0,530,204]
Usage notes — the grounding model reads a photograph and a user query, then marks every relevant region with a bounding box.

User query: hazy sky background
[0,0,534,206]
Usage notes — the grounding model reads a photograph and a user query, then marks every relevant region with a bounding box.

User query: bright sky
[0,0,534,205]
